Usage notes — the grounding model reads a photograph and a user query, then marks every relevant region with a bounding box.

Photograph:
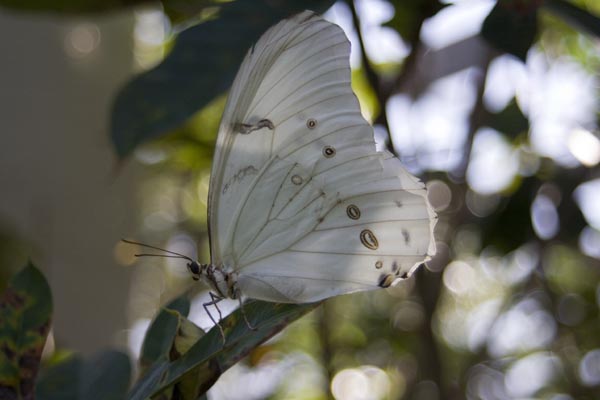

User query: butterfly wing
[208,10,355,262]
[233,148,436,303]
[208,11,436,302]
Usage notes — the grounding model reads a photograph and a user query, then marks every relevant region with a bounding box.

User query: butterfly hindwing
[233,150,435,303]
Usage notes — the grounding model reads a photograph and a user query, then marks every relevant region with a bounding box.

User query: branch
[317,303,336,400]
[344,0,391,137]
[345,0,381,94]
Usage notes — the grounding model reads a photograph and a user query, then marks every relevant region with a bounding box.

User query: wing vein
[314,217,433,232]
[245,50,347,119]
[241,273,378,290]
[235,159,294,258]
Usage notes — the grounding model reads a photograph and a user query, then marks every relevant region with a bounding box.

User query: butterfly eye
[360,229,379,250]
[188,262,200,274]
[306,119,317,129]
[322,145,336,158]
[346,204,361,220]
[291,175,303,185]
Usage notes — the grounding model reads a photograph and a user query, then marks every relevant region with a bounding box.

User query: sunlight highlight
[331,366,391,400]
[133,8,168,69]
[568,128,600,167]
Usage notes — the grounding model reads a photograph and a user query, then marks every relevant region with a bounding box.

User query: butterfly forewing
[208,11,436,303]
[230,156,327,264]
[208,12,358,261]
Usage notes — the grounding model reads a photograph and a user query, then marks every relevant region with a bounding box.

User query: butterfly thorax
[189,261,239,299]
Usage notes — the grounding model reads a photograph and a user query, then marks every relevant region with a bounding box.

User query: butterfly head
[187,261,204,281]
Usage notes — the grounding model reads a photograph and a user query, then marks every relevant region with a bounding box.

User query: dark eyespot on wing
[291,175,303,185]
[378,273,394,288]
[322,145,336,158]
[360,229,378,250]
[259,119,275,129]
[346,204,360,220]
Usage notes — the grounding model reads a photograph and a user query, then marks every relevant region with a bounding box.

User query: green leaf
[140,297,207,399]
[140,295,192,370]
[128,300,319,400]
[481,0,540,61]
[0,0,213,19]
[81,351,131,400]
[35,356,82,400]
[165,295,191,317]
[111,0,336,158]
[162,0,214,25]
[171,313,204,358]
[384,0,446,42]
[0,262,52,400]
[167,315,206,400]
[36,351,131,400]
[543,0,600,38]
[0,0,242,31]
[140,310,183,370]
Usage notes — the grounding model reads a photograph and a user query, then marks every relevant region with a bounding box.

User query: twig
[344,0,391,137]
[317,303,335,400]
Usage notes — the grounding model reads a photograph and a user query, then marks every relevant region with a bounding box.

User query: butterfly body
[186,261,239,300]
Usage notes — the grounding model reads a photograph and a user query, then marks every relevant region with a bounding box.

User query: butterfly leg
[237,295,257,331]
[203,292,226,343]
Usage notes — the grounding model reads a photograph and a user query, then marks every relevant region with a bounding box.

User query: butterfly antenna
[133,253,192,259]
[121,239,194,262]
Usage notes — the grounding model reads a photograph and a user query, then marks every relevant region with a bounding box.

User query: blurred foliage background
[1,0,600,399]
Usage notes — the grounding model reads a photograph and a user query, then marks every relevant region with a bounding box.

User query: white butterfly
[131,10,436,317]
